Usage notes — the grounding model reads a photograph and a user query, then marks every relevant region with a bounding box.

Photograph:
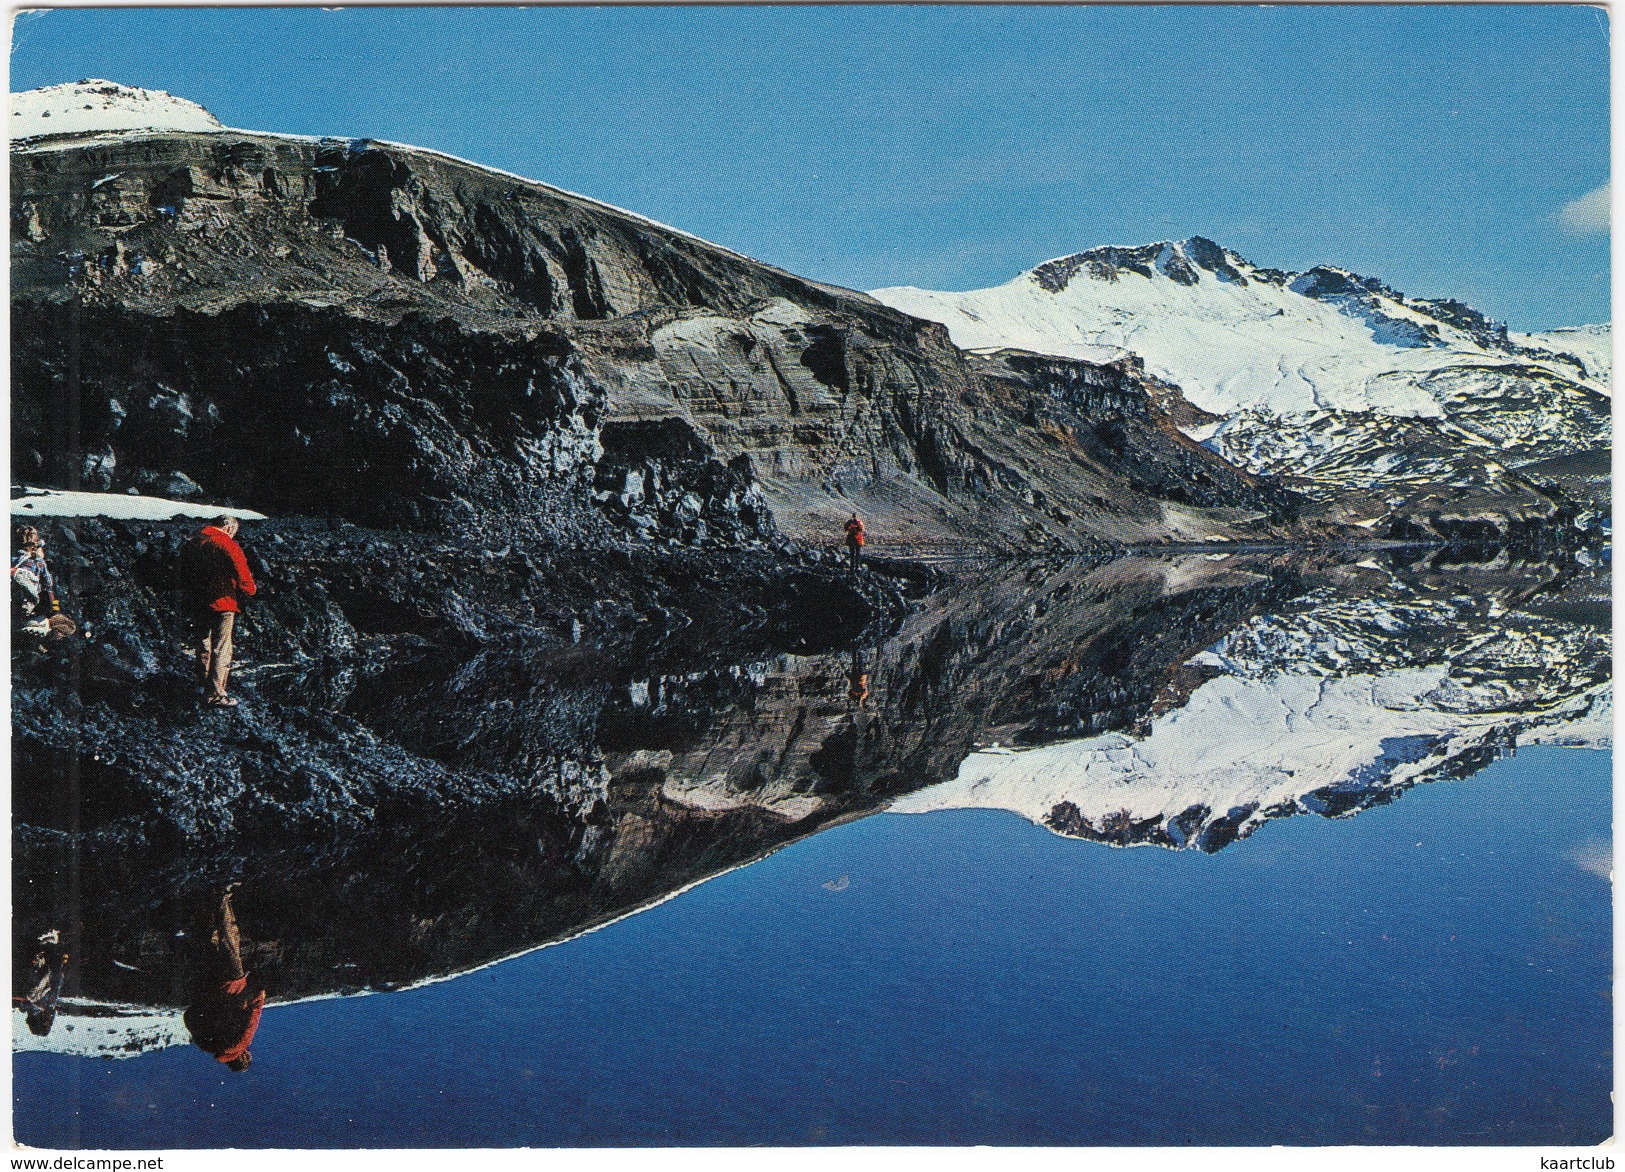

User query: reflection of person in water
[847,650,870,708]
[13,930,68,1037]
[184,888,266,1072]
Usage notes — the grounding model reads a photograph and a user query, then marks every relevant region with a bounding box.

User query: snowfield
[11,79,223,141]
[873,238,1608,417]
[873,239,1610,498]
[11,487,267,522]
[1514,323,1612,387]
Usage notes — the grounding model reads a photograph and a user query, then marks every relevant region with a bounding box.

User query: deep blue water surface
[15,745,1611,1148]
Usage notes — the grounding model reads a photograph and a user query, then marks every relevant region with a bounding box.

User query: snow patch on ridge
[8,81,852,301]
[11,80,223,141]
[12,1000,192,1060]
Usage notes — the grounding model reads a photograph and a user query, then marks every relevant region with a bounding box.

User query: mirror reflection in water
[13,549,1611,1147]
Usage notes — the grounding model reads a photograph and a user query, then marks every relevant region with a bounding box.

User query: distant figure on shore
[13,929,68,1037]
[183,887,266,1072]
[178,515,256,707]
[11,525,73,639]
[843,513,866,571]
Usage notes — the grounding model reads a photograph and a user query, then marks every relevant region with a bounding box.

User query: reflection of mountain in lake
[14,551,1609,1055]
[893,555,1610,851]
[12,553,1294,1035]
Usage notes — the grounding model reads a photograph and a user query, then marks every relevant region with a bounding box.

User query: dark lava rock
[13,127,1318,552]
[11,515,908,845]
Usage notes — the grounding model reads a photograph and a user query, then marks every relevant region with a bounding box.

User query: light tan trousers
[198,611,236,699]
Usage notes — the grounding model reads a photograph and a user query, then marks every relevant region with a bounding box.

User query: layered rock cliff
[12,103,1306,552]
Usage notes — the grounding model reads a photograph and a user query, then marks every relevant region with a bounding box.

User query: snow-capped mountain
[1515,323,1611,387]
[873,239,1610,514]
[890,576,1611,852]
[10,79,223,141]
[876,239,1608,415]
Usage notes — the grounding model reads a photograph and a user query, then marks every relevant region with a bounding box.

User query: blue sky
[10,5,1610,328]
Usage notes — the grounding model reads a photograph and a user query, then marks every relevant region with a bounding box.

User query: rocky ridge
[12,86,1306,554]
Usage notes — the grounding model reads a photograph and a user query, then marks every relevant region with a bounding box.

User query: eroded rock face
[13,302,610,538]
[13,130,1304,552]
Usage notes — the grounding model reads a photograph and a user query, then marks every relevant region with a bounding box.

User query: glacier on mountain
[873,238,1609,511]
[873,237,1608,417]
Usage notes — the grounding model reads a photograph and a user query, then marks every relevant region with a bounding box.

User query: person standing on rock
[11,526,75,642]
[12,526,59,630]
[843,513,866,571]
[183,886,266,1072]
[179,515,256,707]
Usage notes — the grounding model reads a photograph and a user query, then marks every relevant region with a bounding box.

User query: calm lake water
[12,552,1613,1148]
[14,745,1611,1148]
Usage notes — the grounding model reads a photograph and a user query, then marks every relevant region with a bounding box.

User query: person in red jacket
[843,513,866,571]
[179,515,257,707]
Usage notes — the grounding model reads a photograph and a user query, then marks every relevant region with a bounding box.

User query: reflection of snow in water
[893,671,1606,848]
[892,588,1610,851]
[1565,838,1612,881]
[12,1000,192,1060]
